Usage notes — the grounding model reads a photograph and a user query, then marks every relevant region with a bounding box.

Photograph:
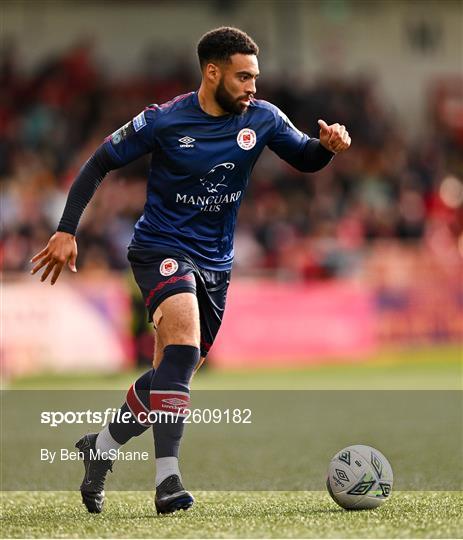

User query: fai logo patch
[159,258,178,277]
[237,128,256,150]
[179,136,195,148]
[133,111,147,132]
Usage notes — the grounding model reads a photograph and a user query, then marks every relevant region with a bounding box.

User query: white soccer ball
[326,445,393,510]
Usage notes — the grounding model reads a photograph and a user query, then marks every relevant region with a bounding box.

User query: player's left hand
[318,119,351,153]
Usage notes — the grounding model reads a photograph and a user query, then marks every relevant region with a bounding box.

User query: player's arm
[267,107,350,172]
[31,109,158,284]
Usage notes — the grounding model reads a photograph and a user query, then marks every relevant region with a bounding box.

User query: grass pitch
[2,345,462,538]
[2,491,462,538]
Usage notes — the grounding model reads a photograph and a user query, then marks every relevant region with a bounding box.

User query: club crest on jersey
[237,128,256,150]
[159,258,178,277]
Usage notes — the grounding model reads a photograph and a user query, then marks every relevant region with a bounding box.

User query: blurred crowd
[2,41,462,279]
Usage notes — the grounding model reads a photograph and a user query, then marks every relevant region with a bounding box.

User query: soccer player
[30,27,351,514]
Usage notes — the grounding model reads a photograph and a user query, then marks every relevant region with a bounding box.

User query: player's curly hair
[197,27,259,68]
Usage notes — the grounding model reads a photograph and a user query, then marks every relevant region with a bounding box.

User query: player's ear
[205,62,220,83]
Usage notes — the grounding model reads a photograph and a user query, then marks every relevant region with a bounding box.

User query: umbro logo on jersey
[178,136,195,148]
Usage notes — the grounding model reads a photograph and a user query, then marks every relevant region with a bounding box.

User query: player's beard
[215,77,249,115]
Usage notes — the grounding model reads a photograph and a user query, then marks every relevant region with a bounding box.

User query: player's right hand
[30,232,78,285]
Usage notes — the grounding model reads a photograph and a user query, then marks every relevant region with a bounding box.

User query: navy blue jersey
[104,91,331,270]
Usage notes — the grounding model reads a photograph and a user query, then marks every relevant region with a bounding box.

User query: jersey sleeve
[267,106,309,158]
[267,105,333,172]
[103,107,159,166]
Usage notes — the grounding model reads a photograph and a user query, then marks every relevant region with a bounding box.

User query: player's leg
[152,267,230,505]
[75,366,155,513]
[125,248,204,513]
[76,324,170,514]
[149,292,200,514]
[76,250,197,514]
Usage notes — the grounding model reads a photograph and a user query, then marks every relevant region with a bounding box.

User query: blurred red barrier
[2,275,134,378]
[211,280,376,367]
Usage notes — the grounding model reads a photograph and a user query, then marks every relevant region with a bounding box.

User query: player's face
[215,54,259,115]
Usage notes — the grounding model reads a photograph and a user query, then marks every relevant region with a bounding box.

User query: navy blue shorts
[128,247,231,358]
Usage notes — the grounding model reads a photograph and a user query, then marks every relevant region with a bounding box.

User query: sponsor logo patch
[200,162,234,193]
[159,258,178,277]
[111,121,131,145]
[237,128,256,150]
[133,111,147,132]
[174,162,239,213]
